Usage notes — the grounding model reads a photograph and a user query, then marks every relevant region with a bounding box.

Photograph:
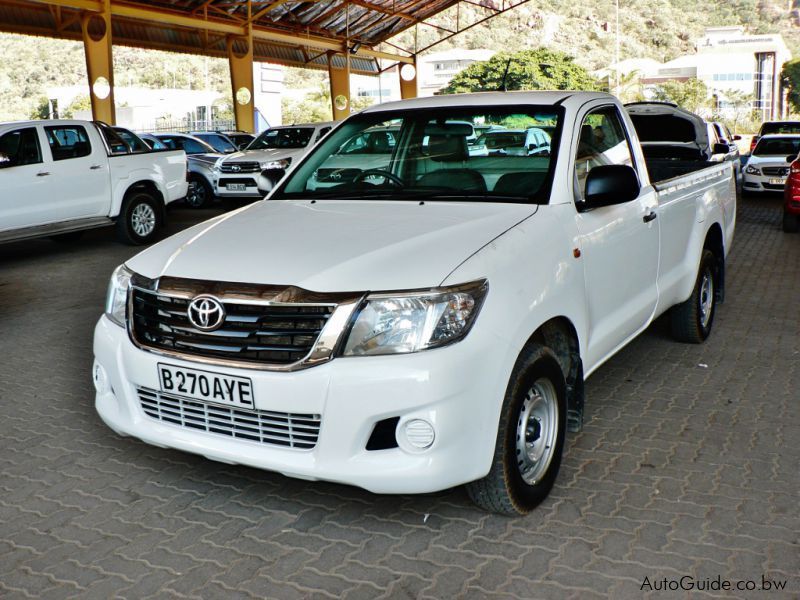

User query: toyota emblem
[187,295,226,331]
[231,164,242,173]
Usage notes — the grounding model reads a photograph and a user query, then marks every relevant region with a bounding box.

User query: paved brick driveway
[1,197,797,598]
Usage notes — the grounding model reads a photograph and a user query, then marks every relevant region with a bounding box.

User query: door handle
[643,211,657,223]
[36,171,51,177]
[90,164,103,170]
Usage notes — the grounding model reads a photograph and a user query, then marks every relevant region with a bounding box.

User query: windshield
[196,133,237,153]
[273,106,562,203]
[760,122,800,136]
[156,135,215,155]
[753,137,800,156]
[250,127,314,150]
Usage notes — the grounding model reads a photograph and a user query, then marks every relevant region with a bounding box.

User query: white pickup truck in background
[94,91,735,515]
[0,119,188,245]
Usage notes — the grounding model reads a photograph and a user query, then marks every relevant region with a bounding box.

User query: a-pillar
[399,57,418,100]
[81,0,115,124]
[227,29,255,133]
[328,52,351,121]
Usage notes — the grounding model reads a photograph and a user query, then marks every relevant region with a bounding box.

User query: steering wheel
[352,169,405,187]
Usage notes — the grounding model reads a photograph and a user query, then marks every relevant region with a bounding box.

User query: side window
[574,107,634,198]
[45,126,92,161]
[0,128,42,168]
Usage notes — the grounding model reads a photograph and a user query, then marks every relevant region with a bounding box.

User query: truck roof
[361,91,615,114]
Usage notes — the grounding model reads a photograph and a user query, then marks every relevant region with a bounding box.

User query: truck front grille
[131,289,334,365]
[138,386,321,449]
[220,161,260,173]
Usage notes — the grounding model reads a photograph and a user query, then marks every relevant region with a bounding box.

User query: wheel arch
[115,180,166,222]
[525,316,585,433]
[703,222,725,303]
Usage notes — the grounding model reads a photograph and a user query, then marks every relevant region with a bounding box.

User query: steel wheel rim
[131,203,156,237]
[699,269,714,329]
[516,378,559,485]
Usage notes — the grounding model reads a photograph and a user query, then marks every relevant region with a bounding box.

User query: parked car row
[0,119,187,245]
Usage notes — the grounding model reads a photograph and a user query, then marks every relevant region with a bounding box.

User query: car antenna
[499,58,512,92]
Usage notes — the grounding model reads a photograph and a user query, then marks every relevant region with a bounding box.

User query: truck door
[0,126,53,231]
[42,123,110,221]
[572,105,660,369]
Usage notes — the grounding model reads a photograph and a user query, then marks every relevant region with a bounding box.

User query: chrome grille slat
[220,161,260,173]
[131,289,335,365]
[763,166,789,176]
[137,387,320,450]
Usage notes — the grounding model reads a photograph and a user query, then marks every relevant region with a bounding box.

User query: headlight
[342,280,488,356]
[105,264,133,327]
[261,158,291,170]
[745,165,761,175]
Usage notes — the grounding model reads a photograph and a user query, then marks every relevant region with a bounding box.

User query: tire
[782,210,799,233]
[116,191,162,245]
[185,174,212,209]
[466,344,567,515]
[670,249,717,344]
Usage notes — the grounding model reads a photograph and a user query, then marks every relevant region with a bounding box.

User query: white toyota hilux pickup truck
[94,92,735,514]
[0,120,187,245]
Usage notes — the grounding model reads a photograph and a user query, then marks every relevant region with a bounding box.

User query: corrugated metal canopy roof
[0,1,526,75]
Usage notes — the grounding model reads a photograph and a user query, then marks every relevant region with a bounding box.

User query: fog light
[93,361,109,394]
[404,419,435,449]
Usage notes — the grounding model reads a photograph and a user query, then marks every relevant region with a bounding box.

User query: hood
[222,147,307,164]
[188,152,224,167]
[746,154,796,167]
[127,200,537,291]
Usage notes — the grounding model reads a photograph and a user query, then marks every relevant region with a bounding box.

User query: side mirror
[581,165,640,210]
[712,143,731,155]
[0,152,10,167]
[732,134,742,141]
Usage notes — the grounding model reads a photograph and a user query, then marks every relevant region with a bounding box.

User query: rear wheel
[466,344,567,515]
[185,174,212,208]
[116,191,161,245]
[782,210,799,233]
[670,249,717,343]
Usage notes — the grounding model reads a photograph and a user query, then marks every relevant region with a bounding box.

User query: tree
[781,59,800,115]
[441,49,601,95]
[651,78,710,114]
[62,95,92,118]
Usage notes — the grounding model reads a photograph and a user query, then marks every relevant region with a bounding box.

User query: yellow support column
[227,29,255,133]
[328,52,351,121]
[81,0,115,124]
[399,57,418,100]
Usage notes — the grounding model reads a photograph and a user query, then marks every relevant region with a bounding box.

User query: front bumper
[742,171,787,192]
[214,169,283,199]
[93,316,507,494]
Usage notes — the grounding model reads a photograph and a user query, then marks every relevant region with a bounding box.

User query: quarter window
[45,126,92,161]
[0,128,42,168]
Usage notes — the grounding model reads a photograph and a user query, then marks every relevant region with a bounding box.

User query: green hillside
[0,0,798,122]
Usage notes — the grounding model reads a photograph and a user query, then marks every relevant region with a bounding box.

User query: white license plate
[769,178,786,185]
[158,363,254,408]
[226,183,247,191]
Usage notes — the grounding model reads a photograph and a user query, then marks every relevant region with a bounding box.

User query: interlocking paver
[1,197,799,597]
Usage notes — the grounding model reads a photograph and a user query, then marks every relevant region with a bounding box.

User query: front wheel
[116,191,162,245]
[185,175,212,208]
[670,249,718,343]
[466,344,567,515]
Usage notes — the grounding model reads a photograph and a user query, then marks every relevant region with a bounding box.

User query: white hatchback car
[743,134,800,193]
